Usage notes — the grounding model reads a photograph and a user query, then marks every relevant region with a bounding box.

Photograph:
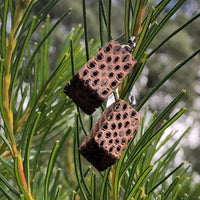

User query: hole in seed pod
[121,138,126,144]
[110,81,117,89]
[118,122,122,129]
[109,147,113,152]
[106,46,110,52]
[97,133,102,138]
[92,71,99,77]
[83,70,88,76]
[131,119,137,126]
[124,121,130,128]
[100,140,105,146]
[106,132,111,138]
[102,123,108,130]
[113,132,118,137]
[123,113,128,119]
[122,55,130,62]
[88,61,96,68]
[101,72,107,78]
[114,65,120,70]
[111,123,116,130]
[102,89,108,96]
[113,45,121,54]
[126,129,131,135]
[96,53,104,61]
[116,113,121,120]
[93,79,99,86]
[123,63,131,71]
[115,139,119,144]
[114,103,121,111]
[119,130,124,137]
[106,56,112,63]
[84,79,91,86]
[131,111,136,117]
[114,56,120,63]
[107,65,112,71]
[99,64,106,70]
[101,79,108,87]
[117,146,121,151]
[107,114,113,121]
[109,139,113,144]
[104,44,112,53]
[117,73,124,80]
[109,72,114,78]
[122,103,127,110]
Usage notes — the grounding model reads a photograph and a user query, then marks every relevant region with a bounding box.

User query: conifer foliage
[0,0,200,199]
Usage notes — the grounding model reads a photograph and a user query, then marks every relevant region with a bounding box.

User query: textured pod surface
[63,40,137,114]
[79,99,141,171]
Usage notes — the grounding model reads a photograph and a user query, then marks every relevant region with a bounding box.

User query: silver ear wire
[122,44,133,53]
[128,36,136,49]
[129,89,137,107]
[129,94,136,107]
[122,35,137,53]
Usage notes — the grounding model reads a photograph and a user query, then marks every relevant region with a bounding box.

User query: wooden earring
[79,99,141,171]
[63,40,137,114]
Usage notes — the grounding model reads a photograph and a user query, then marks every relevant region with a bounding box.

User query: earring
[79,99,141,171]
[63,40,137,114]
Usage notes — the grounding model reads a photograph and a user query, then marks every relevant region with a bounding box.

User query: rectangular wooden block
[79,99,141,171]
[64,41,137,114]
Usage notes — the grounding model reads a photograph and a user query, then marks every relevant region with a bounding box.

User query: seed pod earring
[63,39,137,115]
[79,99,141,171]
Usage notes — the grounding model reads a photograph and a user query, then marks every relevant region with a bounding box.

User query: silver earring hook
[122,34,139,53]
[129,89,137,107]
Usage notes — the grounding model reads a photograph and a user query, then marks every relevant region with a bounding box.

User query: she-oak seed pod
[79,99,141,171]
[63,40,137,115]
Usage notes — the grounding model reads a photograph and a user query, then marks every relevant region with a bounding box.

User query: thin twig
[3,1,33,199]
